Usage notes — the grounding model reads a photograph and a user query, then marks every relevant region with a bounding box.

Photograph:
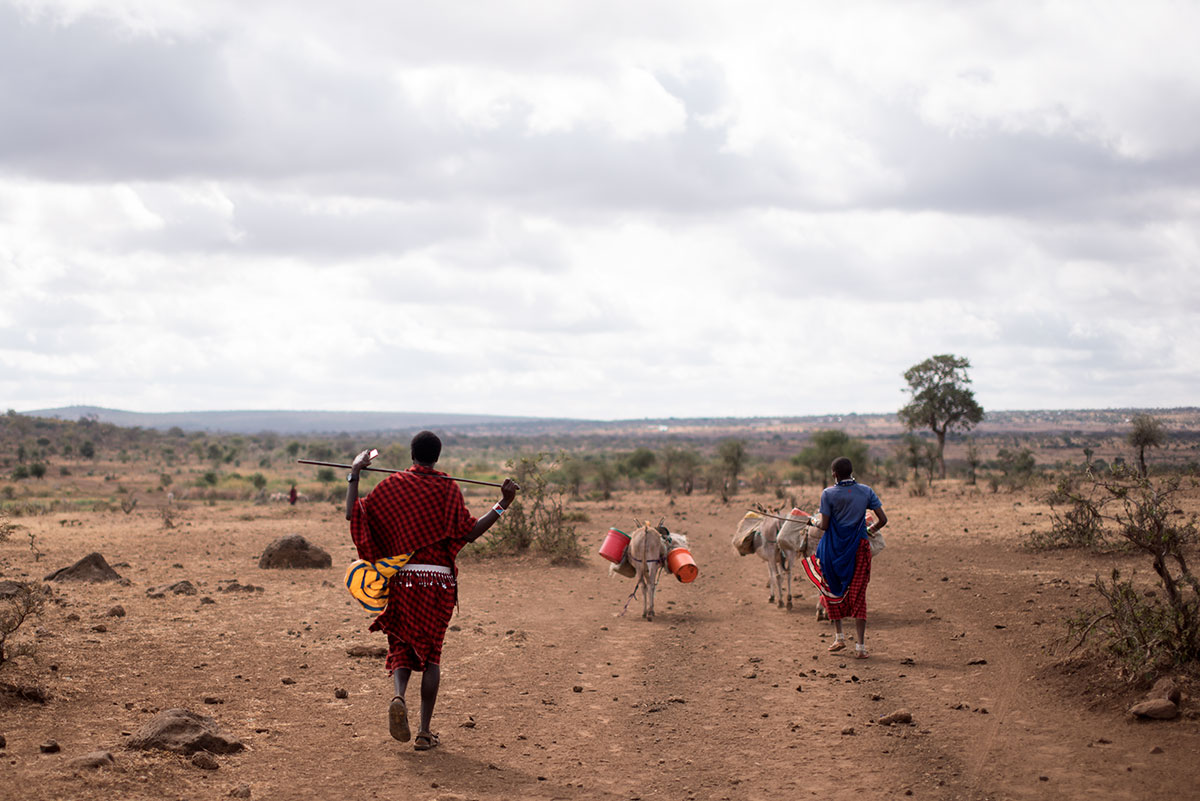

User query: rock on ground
[146,580,198,598]
[192,752,220,770]
[346,644,387,658]
[878,709,913,726]
[66,751,114,770]
[44,553,122,583]
[257,535,332,569]
[1150,677,1183,705]
[1129,698,1179,720]
[126,708,245,755]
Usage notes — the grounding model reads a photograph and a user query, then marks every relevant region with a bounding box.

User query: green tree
[717,438,748,495]
[898,354,984,479]
[792,430,869,484]
[29,463,47,480]
[1127,413,1166,478]
[80,440,95,459]
[965,437,981,485]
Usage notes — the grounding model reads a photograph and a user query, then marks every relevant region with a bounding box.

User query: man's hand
[500,478,520,508]
[350,448,375,476]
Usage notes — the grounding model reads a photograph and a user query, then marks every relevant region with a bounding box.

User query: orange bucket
[667,547,698,583]
[598,528,630,564]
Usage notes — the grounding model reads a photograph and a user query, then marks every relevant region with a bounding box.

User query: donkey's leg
[647,563,659,622]
[785,556,793,610]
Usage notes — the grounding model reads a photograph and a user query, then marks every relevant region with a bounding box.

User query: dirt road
[2,486,1198,800]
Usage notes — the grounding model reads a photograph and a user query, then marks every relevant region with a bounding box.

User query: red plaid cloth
[350,466,478,670]
[821,539,871,621]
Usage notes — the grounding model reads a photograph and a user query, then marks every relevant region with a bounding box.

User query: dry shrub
[470,454,581,563]
[1062,467,1200,679]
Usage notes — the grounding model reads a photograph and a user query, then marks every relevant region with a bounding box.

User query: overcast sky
[2,1,1198,421]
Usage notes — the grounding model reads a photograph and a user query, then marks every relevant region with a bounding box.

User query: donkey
[735,506,821,611]
[624,523,669,622]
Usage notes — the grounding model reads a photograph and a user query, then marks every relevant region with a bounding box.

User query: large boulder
[1129,698,1179,720]
[257,535,331,569]
[126,708,244,755]
[44,553,122,583]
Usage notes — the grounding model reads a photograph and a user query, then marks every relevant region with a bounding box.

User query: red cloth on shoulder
[350,465,477,562]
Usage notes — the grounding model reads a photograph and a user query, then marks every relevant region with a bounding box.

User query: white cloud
[2,0,1199,418]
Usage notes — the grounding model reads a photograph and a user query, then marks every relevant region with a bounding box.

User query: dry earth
[2,483,1199,801]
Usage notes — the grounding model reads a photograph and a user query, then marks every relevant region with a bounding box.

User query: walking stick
[297,459,506,488]
[747,509,813,522]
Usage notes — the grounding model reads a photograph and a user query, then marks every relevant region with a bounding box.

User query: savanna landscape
[2,406,1200,801]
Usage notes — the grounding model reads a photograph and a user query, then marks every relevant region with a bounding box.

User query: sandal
[414,731,440,751]
[827,639,846,652]
[388,696,411,742]
[854,646,870,659]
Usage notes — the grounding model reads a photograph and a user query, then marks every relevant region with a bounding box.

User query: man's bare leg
[389,669,412,742]
[418,663,440,734]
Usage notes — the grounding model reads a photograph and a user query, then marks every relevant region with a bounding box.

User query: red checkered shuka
[350,466,478,670]
[821,539,872,621]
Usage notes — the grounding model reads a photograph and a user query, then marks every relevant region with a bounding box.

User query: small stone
[967,658,987,665]
[573,685,583,693]
[334,687,349,699]
[67,750,114,770]
[106,605,126,617]
[1129,698,1179,720]
[345,644,387,658]
[66,613,80,622]
[200,597,216,605]
[230,783,251,798]
[191,752,220,770]
[40,740,61,753]
[0,733,6,749]
[281,677,296,685]
[841,727,855,735]
[1150,677,1182,705]
[1039,776,1049,782]
[878,709,913,726]
[1150,746,1164,754]
[203,697,224,705]
[91,624,107,633]
[460,717,476,729]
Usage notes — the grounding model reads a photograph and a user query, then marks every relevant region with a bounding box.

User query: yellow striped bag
[344,554,413,612]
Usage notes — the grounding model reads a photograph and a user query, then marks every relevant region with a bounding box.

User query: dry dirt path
[2,488,1199,801]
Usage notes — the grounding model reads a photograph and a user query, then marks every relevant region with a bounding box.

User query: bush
[1062,467,1200,678]
[0,580,45,674]
[471,454,582,562]
[10,465,29,481]
[1030,474,1107,550]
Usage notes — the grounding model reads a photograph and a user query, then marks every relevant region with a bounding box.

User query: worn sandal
[854,646,870,659]
[388,696,411,742]
[827,639,846,652]
[414,731,440,751]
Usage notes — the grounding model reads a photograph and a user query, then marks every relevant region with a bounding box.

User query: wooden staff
[297,459,505,488]
[746,509,813,522]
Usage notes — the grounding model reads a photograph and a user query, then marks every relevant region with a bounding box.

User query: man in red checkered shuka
[346,431,518,751]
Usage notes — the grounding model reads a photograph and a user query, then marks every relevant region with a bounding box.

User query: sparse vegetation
[1058,467,1200,679]
[472,454,582,562]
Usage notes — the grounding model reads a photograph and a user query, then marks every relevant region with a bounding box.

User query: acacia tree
[1127,413,1166,477]
[717,439,748,495]
[792,430,869,484]
[898,354,984,479]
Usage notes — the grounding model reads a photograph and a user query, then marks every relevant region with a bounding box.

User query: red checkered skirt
[821,539,871,621]
[369,570,457,671]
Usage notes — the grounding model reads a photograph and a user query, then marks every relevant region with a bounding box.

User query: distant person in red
[288,484,298,505]
[345,431,518,751]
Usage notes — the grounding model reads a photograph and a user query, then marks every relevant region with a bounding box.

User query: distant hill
[23,406,549,435]
[21,405,1200,438]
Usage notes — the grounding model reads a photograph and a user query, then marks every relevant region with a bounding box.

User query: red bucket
[667,547,698,583]
[598,528,630,564]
